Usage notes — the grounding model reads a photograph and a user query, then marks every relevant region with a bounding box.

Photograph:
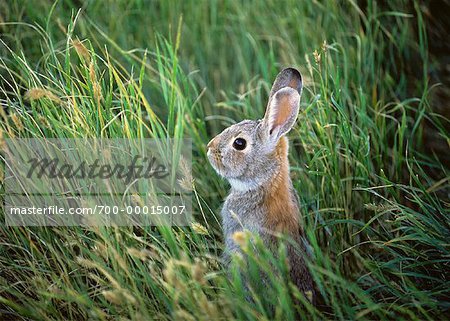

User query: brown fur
[273,96,295,128]
[264,137,299,234]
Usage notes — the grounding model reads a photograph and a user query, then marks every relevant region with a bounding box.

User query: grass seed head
[10,113,24,131]
[198,295,218,319]
[313,49,321,64]
[38,115,51,129]
[322,39,328,52]
[0,129,5,149]
[173,309,196,321]
[72,39,91,61]
[127,247,155,261]
[163,259,188,292]
[191,259,206,284]
[24,88,63,105]
[102,289,137,306]
[191,222,208,235]
[89,62,103,105]
[102,290,122,305]
[232,230,250,249]
[177,156,194,191]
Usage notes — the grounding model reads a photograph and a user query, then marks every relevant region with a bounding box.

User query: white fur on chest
[228,177,260,193]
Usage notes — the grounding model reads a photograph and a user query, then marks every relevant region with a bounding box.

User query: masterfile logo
[3,138,192,226]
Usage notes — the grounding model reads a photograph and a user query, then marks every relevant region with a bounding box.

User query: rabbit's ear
[267,67,302,104]
[263,87,300,141]
[262,68,302,143]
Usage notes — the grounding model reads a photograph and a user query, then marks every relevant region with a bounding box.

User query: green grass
[0,0,449,320]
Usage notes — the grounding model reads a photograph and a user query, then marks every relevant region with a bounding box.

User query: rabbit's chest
[224,192,264,216]
[221,195,267,243]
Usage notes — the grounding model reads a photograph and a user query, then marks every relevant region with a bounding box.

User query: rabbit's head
[207,68,302,192]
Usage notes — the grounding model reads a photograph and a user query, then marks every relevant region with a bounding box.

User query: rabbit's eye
[232,138,247,150]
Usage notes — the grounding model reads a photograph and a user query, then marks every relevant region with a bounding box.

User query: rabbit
[206,67,315,304]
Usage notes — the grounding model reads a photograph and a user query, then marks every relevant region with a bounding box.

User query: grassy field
[0,0,449,320]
